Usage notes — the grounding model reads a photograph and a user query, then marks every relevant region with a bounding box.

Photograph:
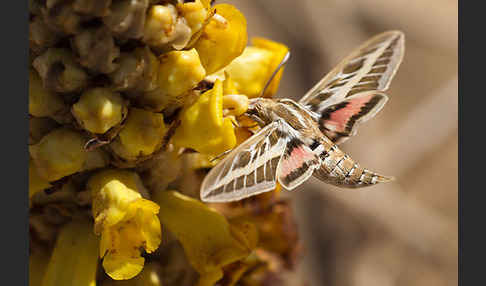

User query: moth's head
[246,98,275,123]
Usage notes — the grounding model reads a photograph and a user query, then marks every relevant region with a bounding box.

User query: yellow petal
[172,80,236,156]
[103,252,145,281]
[153,191,257,286]
[224,37,289,98]
[194,4,247,74]
[41,220,99,286]
[222,73,239,95]
[139,49,206,112]
[129,199,162,252]
[89,169,144,229]
[200,0,211,9]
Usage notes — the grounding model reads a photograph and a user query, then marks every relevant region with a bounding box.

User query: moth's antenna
[260,51,291,97]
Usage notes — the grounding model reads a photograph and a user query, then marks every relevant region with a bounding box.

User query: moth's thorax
[247,98,321,137]
[246,98,277,125]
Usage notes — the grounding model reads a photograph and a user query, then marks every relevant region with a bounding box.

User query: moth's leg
[245,123,260,129]
[246,114,266,127]
[228,116,240,128]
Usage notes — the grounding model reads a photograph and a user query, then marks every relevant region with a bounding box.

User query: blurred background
[229,1,458,285]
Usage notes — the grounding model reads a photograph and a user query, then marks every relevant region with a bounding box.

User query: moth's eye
[246,105,258,115]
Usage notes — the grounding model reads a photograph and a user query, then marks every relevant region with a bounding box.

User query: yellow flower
[194,4,247,75]
[224,38,289,98]
[29,128,87,181]
[88,169,161,280]
[177,0,209,36]
[158,48,206,98]
[72,88,127,134]
[143,4,179,48]
[172,79,236,156]
[109,108,167,161]
[138,49,206,111]
[41,219,99,286]
[153,191,258,286]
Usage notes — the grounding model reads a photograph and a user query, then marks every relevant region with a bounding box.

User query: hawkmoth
[200,31,405,203]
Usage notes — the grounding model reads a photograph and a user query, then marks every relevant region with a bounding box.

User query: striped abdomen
[311,137,393,187]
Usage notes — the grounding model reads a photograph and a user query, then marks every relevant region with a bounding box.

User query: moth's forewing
[298,31,404,143]
[200,120,288,202]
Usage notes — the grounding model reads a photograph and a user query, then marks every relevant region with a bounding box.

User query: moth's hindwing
[299,30,404,143]
[200,120,289,203]
[318,91,388,144]
[276,137,321,190]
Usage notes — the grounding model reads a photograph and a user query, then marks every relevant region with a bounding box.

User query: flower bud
[193,4,247,75]
[110,108,167,161]
[72,88,126,134]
